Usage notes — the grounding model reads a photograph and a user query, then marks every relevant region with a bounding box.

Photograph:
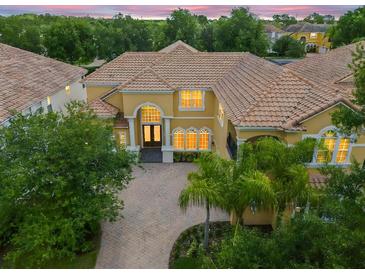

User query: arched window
[199,128,210,150]
[186,128,198,150]
[141,105,160,123]
[317,130,337,163]
[173,128,185,150]
[315,127,351,164]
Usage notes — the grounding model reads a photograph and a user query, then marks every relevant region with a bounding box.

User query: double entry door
[142,125,161,147]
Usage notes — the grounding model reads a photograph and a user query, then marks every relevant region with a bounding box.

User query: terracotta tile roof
[117,67,175,91]
[85,52,165,85]
[89,98,119,118]
[236,69,351,130]
[0,43,87,123]
[85,41,360,128]
[159,40,199,53]
[285,42,364,95]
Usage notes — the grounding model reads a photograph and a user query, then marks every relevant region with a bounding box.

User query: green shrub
[173,152,201,162]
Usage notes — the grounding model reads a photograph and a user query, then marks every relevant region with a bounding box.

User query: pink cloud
[0,5,361,19]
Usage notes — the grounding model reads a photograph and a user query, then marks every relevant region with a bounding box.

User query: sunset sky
[0,5,361,19]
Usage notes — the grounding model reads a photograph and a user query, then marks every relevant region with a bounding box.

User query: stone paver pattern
[96,163,228,269]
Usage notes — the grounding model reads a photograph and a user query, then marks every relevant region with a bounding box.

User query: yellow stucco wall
[106,93,124,111]
[86,86,114,102]
[290,32,331,50]
[212,96,231,158]
[122,93,174,117]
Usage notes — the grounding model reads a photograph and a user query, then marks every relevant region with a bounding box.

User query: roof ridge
[235,62,286,121]
[280,69,345,129]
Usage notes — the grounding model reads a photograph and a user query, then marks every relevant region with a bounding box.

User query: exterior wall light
[65,85,71,95]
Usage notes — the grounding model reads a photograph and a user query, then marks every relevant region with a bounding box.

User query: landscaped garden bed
[169,221,272,269]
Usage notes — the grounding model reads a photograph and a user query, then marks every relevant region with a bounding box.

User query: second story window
[179,90,205,111]
[310,32,317,39]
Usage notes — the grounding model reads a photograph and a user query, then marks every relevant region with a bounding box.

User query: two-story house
[284,23,331,53]
[84,40,365,173]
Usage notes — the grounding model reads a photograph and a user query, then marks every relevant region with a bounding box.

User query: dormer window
[179,90,205,111]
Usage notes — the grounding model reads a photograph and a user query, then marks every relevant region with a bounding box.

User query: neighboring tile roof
[284,23,330,33]
[0,43,87,123]
[85,40,360,129]
[264,24,284,33]
[89,98,119,118]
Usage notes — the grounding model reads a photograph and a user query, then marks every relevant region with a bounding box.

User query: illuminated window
[119,131,127,147]
[47,96,51,106]
[317,130,337,163]
[218,103,224,127]
[336,138,350,163]
[310,32,317,39]
[186,128,198,150]
[179,90,204,110]
[173,129,185,150]
[315,129,351,164]
[65,85,71,95]
[199,128,210,150]
[141,106,160,123]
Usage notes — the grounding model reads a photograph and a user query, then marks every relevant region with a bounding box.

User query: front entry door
[143,125,162,147]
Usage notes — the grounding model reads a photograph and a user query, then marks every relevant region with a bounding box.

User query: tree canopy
[332,43,365,133]
[328,7,365,47]
[272,35,306,58]
[0,8,270,63]
[272,14,297,28]
[0,102,135,267]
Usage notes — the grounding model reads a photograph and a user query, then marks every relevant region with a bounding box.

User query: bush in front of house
[0,102,135,268]
[173,151,201,162]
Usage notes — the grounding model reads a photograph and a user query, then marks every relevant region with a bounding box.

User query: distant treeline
[0,6,364,64]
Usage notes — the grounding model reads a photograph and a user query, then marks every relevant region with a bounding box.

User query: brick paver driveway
[96,163,228,269]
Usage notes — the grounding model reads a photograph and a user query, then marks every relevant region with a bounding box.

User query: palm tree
[178,153,227,251]
[244,137,315,222]
[224,168,277,226]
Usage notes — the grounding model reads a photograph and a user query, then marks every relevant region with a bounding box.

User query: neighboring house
[284,23,332,53]
[84,40,365,225]
[0,43,87,126]
[264,24,285,52]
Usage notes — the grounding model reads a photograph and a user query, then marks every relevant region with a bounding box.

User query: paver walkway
[95,163,228,269]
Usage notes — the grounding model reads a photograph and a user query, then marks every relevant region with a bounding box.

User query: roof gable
[158,40,199,53]
[117,67,175,91]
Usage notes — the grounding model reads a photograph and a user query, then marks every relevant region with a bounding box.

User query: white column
[165,118,171,146]
[128,118,135,147]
